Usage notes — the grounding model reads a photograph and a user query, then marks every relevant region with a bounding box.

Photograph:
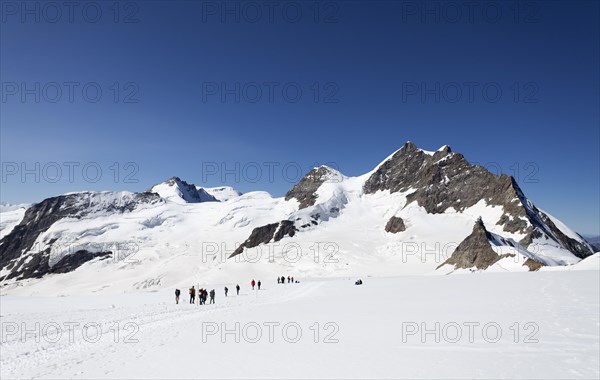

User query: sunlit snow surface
[0,259,598,379]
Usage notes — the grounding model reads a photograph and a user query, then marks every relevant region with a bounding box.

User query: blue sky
[1,1,599,235]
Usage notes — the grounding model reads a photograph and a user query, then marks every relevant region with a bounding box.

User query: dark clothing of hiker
[355,279,363,285]
[189,287,196,304]
[281,276,285,284]
[175,289,181,304]
[257,281,261,290]
[236,284,240,295]
[224,287,228,297]
[277,277,280,284]
[209,289,215,304]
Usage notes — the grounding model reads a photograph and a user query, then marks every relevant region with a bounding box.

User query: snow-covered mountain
[0,142,595,295]
[149,177,218,203]
[202,186,243,202]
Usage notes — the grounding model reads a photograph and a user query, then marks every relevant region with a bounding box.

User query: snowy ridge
[201,186,242,202]
[0,143,595,295]
[150,177,217,204]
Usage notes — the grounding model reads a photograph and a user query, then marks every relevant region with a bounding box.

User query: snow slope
[1,268,598,379]
[0,203,28,240]
[202,186,242,202]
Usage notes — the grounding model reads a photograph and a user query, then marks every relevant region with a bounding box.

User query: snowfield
[1,144,598,379]
[1,261,598,379]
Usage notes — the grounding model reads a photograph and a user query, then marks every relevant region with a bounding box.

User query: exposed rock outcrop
[0,192,161,281]
[523,258,545,271]
[385,216,406,233]
[364,142,593,259]
[229,220,298,258]
[285,166,337,209]
[439,219,514,270]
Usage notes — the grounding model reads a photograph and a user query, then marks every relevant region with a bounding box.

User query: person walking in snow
[281,275,285,284]
[291,277,294,283]
[287,276,291,283]
[257,280,261,290]
[224,286,229,297]
[189,286,196,304]
[251,279,256,290]
[175,289,181,304]
[202,289,208,304]
[209,289,215,304]
[277,277,281,284]
[236,284,240,295]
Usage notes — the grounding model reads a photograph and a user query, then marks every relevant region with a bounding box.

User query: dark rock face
[285,167,335,209]
[230,220,298,258]
[0,192,161,281]
[274,220,297,241]
[523,258,545,271]
[439,219,514,270]
[364,142,593,259]
[385,216,406,233]
[364,142,519,215]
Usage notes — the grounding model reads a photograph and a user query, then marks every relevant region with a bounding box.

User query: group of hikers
[174,276,298,304]
[277,275,297,284]
[188,287,215,304]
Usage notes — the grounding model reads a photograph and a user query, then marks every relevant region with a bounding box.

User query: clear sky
[1,1,598,235]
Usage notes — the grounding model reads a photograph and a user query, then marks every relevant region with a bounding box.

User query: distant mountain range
[0,142,596,295]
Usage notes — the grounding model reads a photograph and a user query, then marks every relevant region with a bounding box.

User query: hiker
[277,277,280,284]
[257,280,261,290]
[291,277,294,283]
[209,289,215,304]
[281,275,285,284]
[251,279,256,290]
[175,289,181,304]
[236,284,240,295]
[355,279,363,285]
[189,286,196,304]
[202,289,208,304]
[225,286,229,297]
[287,276,291,283]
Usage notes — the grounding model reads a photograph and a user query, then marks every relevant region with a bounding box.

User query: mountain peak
[403,141,417,150]
[285,166,341,209]
[437,144,452,154]
[150,177,217,204]
[439,219,511,270]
